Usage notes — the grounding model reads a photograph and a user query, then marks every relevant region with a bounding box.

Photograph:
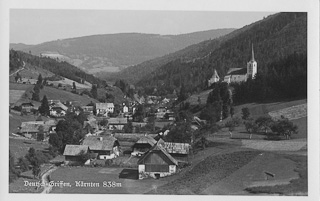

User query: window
[145,164,169,172]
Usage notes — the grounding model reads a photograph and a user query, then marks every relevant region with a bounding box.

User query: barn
[63,145,90,165]
[82,136,120,159]
[132,135,157,156]
[137,142,178,179]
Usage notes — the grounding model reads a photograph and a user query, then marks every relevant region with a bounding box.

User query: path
[9,61,25,76]
[41,166,58,194]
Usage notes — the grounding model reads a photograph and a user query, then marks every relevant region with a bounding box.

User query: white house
[96,103,114,117]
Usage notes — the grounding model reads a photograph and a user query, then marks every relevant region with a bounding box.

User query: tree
[72,82,77,91]
[178,84,188,102]
[9,152,20,183]
[164,122,192,143]
[230,106,235,118]
[255,116,274,134]
[36,74,43,89]
[244,120,259,139]
[78,150,91,164]
[271,118,298,140]
[241,107,250,120]
[123,121,133,133]
[32,84,40,101]
[37,125,44,141]
[91,84,98,99]
[133,104,145,122]
[15,72,21,82]
[39,95,50,116]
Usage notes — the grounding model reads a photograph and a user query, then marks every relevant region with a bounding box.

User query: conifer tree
[39,95,50,116]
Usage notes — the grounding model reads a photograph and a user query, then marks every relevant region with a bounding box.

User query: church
[223,44,257,84]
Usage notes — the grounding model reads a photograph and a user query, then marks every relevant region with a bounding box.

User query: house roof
[96,103,114,110]
[50,102,68,111]
[63,145,89,156]
[108,117,128,125]
[136,135,157,146]
[20,121,52,133]
[137,142,178,165]
[82,136,118,151]
[21,102,34,107]
[162,142,191,154]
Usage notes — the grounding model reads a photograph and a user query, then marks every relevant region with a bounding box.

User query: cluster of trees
[200,82,233,123]
[9,49,23,72]
[233,52,307,104]
[48,111,87,153]
[241,108,298,139]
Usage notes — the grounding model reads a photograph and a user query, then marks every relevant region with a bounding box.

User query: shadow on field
[119,168,139,180]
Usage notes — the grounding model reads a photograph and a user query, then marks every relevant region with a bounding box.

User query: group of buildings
[63,133,191,180]
[208,45,258,86]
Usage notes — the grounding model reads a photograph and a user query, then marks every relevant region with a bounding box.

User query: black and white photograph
[1,0,319,200]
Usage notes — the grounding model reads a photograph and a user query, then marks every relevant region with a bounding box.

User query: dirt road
[41,166,58,194]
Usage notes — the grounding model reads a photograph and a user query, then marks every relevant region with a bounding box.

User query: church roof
[227,67,247,75]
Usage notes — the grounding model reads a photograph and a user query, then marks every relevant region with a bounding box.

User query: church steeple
[251,43,255,61]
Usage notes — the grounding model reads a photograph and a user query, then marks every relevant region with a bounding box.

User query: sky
[10,10,275,45]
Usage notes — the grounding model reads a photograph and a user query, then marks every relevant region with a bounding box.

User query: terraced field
[268,104,307,120]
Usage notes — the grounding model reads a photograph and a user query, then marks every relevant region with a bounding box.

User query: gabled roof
[135,135,157,146]
[96,103,114,110]
[137,142,178,166]
[63,145,89,156]
[50,102,68,111]
[20,121,52,133]
[21,102,34,107]
[108,117,128,125]
[227,67,247,75]
[82,136,118,151]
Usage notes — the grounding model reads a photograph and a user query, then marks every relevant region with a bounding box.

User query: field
[38,86,98,105]
[9,138,49,163]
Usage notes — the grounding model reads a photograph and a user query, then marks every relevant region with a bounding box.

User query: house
[223,44,257,84]
[20,102,34,113]
[19,121,56,139]
[81,106,94,115]
[156,107,167,119]
[137,142,178,179]
[108,117,128,130]
[81,136,120,159]
[208,69,220,87]
[49,101,68,117]
[63,145,90,165]
[96,103,114,116]
[132,135,157,156]
[123,105,129,113]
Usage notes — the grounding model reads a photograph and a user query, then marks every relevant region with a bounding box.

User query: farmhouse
[82,136,120,159]
[108,117,128,130]
[19,120,56,139]
[20,102,34,113]
[96,103,114,116]
[81,106,94,115]
[63,145,90,165]
[132,135,157,156]
[138,142,178,179]
[50,101,68,117]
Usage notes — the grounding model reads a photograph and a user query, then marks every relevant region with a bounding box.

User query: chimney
[99,137,103,141]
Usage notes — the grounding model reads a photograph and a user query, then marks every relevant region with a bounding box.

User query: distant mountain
[133,12,307,95]
[10,29,235,75]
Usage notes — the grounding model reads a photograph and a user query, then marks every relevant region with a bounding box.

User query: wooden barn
[82,136,120,159]
[132,135,157,156]
[63,145,90,165]
[137,142,178,179]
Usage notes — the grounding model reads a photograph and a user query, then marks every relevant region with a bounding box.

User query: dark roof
[138,142,178,165]
[227,67,247,75]
[135,135,157,146]
[82,136,118,151]
[63,145,89,156]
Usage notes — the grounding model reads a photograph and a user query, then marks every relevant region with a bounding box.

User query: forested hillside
[10,29,235,75]
[9,49,106,86]
[136,12,307,101]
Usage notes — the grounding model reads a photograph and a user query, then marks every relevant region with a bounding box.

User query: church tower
[247,44,257,79]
